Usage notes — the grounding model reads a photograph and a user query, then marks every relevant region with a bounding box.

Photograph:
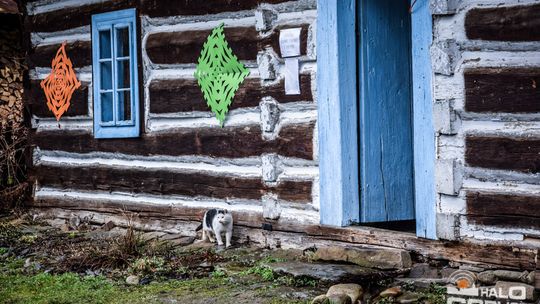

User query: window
[91,9,139,139]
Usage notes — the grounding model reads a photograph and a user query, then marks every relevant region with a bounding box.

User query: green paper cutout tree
[194,24,250,127]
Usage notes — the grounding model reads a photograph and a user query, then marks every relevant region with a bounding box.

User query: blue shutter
[91,9,139,139]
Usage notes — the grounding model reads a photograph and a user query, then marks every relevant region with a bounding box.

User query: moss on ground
[0,262,312,304]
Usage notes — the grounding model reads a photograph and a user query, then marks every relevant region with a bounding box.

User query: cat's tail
[195,223,203,231]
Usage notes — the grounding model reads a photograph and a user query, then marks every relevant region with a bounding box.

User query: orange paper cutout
[40,42,81,121]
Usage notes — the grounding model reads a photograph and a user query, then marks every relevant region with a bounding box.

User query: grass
[0,270,236,304]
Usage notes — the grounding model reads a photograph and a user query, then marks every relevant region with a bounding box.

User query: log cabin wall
[432,0,540,246]
[24,0,319,230]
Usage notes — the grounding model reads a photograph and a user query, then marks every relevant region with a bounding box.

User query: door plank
[358,0,415,222]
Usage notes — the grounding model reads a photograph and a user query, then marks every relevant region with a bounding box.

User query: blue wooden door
[357,0,415,222]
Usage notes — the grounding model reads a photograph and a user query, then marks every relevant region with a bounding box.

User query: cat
[196,209,233,248]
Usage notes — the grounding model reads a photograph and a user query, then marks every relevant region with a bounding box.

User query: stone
[397,291,422,304]
[68,213,80,229]
[126,275,139,285]
[477,271,497,285]
[478,270,532,285]
[409,263,440,279]
[459,265,485,273]
[311,295,329,304]
[441,268,458,278]
[326,284,363,303]
[494,281,536,302]
[395,278,448,290]
[60,223,70,232]
[268,261,392,284]
[313,246,412,270]
[326,293,352,304]
[380,286,402,298]
[23,258,32,268]
[262,193,282,220]
[141,231,166,241]
[101,221,115,231]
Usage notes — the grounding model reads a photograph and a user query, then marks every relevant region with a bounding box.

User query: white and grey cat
[196,209,233,248]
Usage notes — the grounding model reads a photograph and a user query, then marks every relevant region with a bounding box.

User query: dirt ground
[0,211,328,303]
[0,211,447,304]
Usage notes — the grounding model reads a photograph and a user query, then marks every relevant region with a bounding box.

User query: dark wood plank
[31,123,314,159]
[465,4,540,41]
[466,136,540,173]
[149,75,312,114]
[146,24,309,64]
[29,41,92,68]
[34,164,312,202]
[140,0,291,18]
[26,0,136,33]
[467,192,540,229]
[27,197,539,270]
[146,27,260,64]
[25,80,89,118]
[465,68,540,113]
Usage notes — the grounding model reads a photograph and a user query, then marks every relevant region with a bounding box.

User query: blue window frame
[91,9,139,139]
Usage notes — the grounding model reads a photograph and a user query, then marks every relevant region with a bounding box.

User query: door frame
[317,0,437,239]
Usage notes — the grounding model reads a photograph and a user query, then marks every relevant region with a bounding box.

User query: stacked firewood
[0,16,29,209]
[0,60,24,127]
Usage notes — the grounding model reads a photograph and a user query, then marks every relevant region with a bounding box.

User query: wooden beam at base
[27,197,539,270]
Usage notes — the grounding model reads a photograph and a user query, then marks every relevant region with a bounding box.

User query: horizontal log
[467,192,540,230]
[27,1,296,33]
[26,0,136,33]
[29,41,92,69]
[466,136,540,173]
[25,80,89,118]
[149,75,312,114]
[31,123,314,159]
[146,24,309,65]
[27,197,539,270]
[139,0,291,18]
[465,68,540,113]
[33,164,311,202]
[146,27,260,64]
[465,4,540,41]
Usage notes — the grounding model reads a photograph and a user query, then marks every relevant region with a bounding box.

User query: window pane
[116,27,130,57]
[116,59,130,89]
[100,61,112,90]
[99,30,111,59]
[100,92,113,123]
[117,90,131,121]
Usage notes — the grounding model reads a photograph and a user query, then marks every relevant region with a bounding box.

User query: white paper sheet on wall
[279,28,301,58]
[284,58,300,95]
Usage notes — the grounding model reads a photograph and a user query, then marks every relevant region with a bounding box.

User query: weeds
[422,283,446,304]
